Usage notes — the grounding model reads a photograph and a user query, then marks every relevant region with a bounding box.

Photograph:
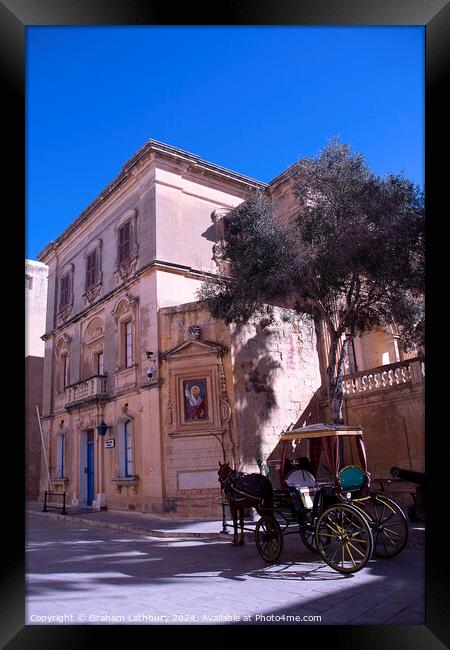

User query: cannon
[390,466,425,521]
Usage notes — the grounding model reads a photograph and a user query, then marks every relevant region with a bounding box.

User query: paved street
[26,513,424,626]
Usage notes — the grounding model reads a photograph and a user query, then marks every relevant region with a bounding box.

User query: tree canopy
[198,139,424,423]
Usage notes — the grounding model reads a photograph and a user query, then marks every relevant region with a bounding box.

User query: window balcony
[54,375,108,412]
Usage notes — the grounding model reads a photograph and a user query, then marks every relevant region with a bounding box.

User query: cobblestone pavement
[26,514,424,626]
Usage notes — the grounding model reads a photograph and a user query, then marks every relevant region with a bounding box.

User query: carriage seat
[338,465,365,492]
[285,469,318,510]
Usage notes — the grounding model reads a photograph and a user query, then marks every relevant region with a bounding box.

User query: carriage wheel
[299,521,319,554]
[353,495,408,558]
[315,504,373,574]
[255,516,283,563]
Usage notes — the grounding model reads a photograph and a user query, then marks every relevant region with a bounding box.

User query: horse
[218,461,274,546]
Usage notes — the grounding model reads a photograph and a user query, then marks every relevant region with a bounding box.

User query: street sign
[105,438,115,448]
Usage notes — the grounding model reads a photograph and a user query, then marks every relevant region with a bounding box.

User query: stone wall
[25,356,45,499]
[158,303,322,516]
[159,302,233,517]
[231,309,322,473]
[318,359,425,507]
[25,260,48,357]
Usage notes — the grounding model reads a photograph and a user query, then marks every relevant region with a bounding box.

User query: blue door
[87,441,94,506]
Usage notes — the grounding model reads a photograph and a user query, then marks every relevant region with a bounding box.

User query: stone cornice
[38,139,267,263]
[40,259,216,341]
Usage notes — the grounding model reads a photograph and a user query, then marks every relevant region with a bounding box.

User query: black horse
[218,462,273,546]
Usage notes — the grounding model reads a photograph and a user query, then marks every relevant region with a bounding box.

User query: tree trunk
[328,377,344,424]
[326,334,349,425]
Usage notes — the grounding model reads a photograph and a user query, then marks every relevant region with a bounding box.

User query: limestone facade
[25,259,49,498]
[37,139,424,515]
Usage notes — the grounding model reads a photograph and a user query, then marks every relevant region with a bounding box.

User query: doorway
[87,431,94,506]
[80,429,95,506]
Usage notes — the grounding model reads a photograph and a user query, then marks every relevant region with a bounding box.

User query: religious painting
[183,379,208,421]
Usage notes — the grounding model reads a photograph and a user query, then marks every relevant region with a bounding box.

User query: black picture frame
[8,1,447,647]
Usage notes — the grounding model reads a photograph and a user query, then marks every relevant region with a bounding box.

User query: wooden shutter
[125,321,133,367]
[60,274,70,308]
[86,250,97,288]
[56,434,64,478]
[118,422,126,477]
[118,221,131,264]
[125,421,133,477]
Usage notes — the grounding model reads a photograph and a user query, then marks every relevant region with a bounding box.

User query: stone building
[25,259,48,498]
[37,139,424,516]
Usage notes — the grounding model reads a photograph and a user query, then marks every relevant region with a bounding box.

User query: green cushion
[339,465,365,491]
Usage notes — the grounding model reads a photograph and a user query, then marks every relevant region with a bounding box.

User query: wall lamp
[97,420,112,437]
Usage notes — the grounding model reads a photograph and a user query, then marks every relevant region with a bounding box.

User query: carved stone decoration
[58,304,73,326]
[187,325,201,340]
[220,400,232,423]
[79,409,96,431]
[111,294,138,323]
[217,358,232,424]
[211,208,231,268]
[84,284,102,304]
[112,476,139,495]
[212,241,226,265]
[167,403,173,426]
[125,293,139,305]
[210,207,230,224]
[167,374,173,428]
[162,326,232,438]
[55,334,71,356]
[116,258,138,282]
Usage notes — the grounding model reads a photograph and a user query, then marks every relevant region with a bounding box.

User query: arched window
[111,296,138,373]
[61,352,70,389]
[81,316,105,378]
[55,336,71,393]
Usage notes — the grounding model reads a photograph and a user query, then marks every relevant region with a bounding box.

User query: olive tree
[198,139,424,425]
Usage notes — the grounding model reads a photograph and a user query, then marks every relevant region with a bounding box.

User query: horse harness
[221,469,264,503]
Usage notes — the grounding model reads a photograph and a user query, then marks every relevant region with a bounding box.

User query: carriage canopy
[279,423,370,491]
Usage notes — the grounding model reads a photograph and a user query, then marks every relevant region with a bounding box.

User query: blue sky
[26,26,424,260]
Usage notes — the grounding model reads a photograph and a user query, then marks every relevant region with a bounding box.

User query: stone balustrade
[54,375,108,411]
[342,358,424,396]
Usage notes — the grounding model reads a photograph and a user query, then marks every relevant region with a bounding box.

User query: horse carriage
[218,424,408,574]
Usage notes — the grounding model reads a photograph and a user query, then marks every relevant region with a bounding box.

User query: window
[83,241,103,303]
[86,250,98,290]
[125,321,133,367]
[60,353,70,391]
[60,274,70,310]
[25,275,33,289]
[118,221,131,264]
[125,421,133,477]
[56,434,65,479]
[345,338,358,375]
[96,351,104,375]
[118,419,134,477]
